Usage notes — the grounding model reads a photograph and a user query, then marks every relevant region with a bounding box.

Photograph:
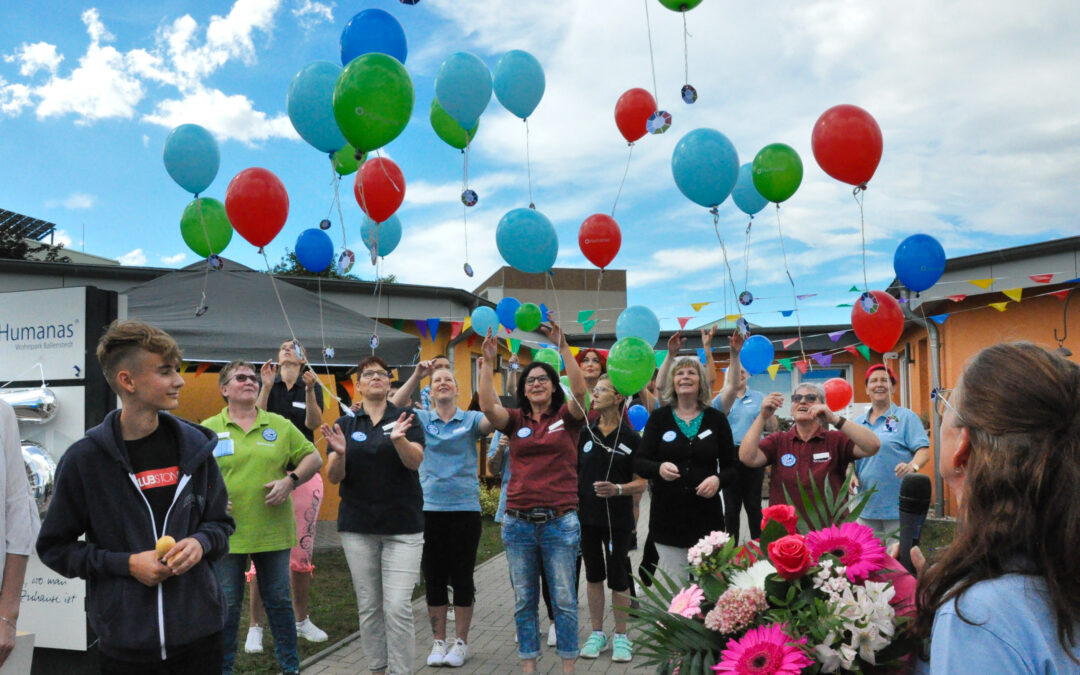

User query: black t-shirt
[126,422,180,538]
[266,376,324,442]
[577,422,640,529]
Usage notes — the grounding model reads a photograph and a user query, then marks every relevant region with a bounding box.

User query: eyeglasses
[592,386,614,396]
[360,370,390,380]
[790,394,820,403]
[931,387,963,422]
[525,375,550,385]
[230,373,258,384]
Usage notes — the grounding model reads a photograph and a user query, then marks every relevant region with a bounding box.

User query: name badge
[351,431,367,442]
[617,443,633,455]
[697,428,713,440]
[662,430,677,442]
[382,422,395,432]
[743,398,755,405]
[517,427,532,438]
[812,452,830,463]
[780,453,796,467]
[583,440,593,453]
[292,401,306,410]
[548,419,565,433]
[262,428,277,441]
[427,423,439,435]
[213,438,234,458]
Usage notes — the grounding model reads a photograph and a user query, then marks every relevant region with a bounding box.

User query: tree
[0,229,71,262]
[269,248,396,283]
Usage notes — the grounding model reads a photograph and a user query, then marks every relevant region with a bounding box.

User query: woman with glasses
[478,319,587,675]
[911,343,1080,672]
[633,356,737,583]
[850,364,930,544]
[321,356,425,675]
[738,383,880,522]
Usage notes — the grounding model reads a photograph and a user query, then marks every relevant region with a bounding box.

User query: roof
[0,209,55,242]
[567,324,855,353]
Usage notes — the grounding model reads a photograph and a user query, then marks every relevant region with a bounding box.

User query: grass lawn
[920,517,956,564]
[231,517,504,674]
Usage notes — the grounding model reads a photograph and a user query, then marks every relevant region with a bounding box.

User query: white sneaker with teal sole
[580,631,608,658]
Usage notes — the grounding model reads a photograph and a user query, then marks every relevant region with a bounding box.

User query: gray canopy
[123,260,419,367]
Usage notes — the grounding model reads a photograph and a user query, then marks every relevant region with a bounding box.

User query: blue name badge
[781,453,797,467]
[213,435,234,459]
[262,428,277,442]
[351,431,367,442]
[427,423,439,435]
[516,427,532,439]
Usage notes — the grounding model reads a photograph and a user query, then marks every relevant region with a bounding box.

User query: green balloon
[657,0,703,10]
[430,99,478,150]
[180,197,232,258]
[534,348,562,372]
[515,303,543,332]
[332,143,365,176]
[607,337,655,396]
[559,375,590,409]
[752,143,803,203]
[333,53,414,153]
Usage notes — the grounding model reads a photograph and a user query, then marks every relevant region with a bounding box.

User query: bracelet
[617,484,623,496]
[835,416,847,430]
[0,615,15,630]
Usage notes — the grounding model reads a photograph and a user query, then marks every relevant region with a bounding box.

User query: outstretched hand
[540,318,565,347]
[321,423,346,456]
[667,331,686,353]
[390,412,414,441]
[260,360,276,388]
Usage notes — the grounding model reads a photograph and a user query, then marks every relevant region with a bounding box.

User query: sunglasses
[230,373,258,384]
[790,394,820,403]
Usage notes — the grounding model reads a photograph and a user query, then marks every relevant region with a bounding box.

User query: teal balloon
[493,50,545,119]
[471,306,499,337]
[731,162,768,215]
[288,61,347,154]
[515,303,542,332]
[430,99,477,150]
[615,305,660,346]
[180,197,232,258]
[435,52,492,130]
[163,124,219,195]
[671,128,739,208]
[360,214,402,257]
[496,208,558,274]
[752,143,803,203]
[607,337,655,397]
[534,348,562,372]
[333,53,414,153]
[295,228,334,273]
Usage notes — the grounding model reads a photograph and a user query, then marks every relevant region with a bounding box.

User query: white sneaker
[295,616,328,642]
[244,625,263,654]
[444,639,468,667]
[427,639,448,666]
[547,623,557,647]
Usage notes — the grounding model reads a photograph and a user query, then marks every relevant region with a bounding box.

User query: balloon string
[374,149,403,195]
[463,142,471,265]
[683,11,690,85]
[743,216,753,291]
[712,213,741,309]
[592,270,603,345]
[854,186,869,293]
[775,204,808,364]
[525,119,535,209]
[372,258,384,353]
[611,143,634,217]
[330,157,347,250]
[195,196,212,315]
[643,0,660,106]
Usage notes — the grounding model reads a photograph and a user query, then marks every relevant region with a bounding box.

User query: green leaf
[759,518,790,550]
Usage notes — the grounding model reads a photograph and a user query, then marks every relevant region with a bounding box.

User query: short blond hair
[218,360,256,389]
[661,356,712,409]
[96,320,182,394]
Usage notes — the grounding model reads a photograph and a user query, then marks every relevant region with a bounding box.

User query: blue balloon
[435,52,492,130]
[628,404,649,432]
[615,306,660,346]
[671,128,740,208]
[340,9,407,66]
[496,297,521,331]
[740,335,775,375]
[894,234,946,293]
[540,303,549,322]
[471,306,499,338]
[287,61,347,154]
[163,124,219,195]
[731,162,768,216]
[493,50,545,119]
[361,214,402,257]
[294,228,334,273]
[496,208,558,274]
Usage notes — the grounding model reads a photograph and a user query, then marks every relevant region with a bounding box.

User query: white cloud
[117,248,147,266]
[6,41,63,77]
[0,76,31,115]
[292,0,334,31]
[52,229,74,248]
[44,192,96,209]
[161,252,188,264]
[144,87,296,146]
[142,134,150,147]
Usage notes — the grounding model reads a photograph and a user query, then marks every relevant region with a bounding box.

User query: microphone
[897,473,932,575]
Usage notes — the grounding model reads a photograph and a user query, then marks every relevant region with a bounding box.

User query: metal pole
[901,289,945,517]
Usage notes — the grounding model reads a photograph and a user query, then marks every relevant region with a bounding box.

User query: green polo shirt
[202,407,316,554]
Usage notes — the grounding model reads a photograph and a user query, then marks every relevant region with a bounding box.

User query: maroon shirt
[503,404,584,512]
[759,426,856,521]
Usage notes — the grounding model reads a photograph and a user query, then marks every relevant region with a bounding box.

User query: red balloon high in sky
[225,167,289,248]
[614,88,657,143]
[811,104,883,187]
[578,214,622,269]
[354,157,406,223]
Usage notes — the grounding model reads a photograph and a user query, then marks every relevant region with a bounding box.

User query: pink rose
[767,534,812,581]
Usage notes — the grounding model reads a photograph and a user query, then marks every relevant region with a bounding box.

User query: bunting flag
[340,378,355,401]
[180,362,189,374]
[1066,278,1080,284]
[725,314,741,322]
[1029,273,1054,284]
[691,302,711,312]
[796,293,817,300]
[467,334,477,347]
[795,360,809,374]
[947,294,967,302]
[848,285,860,292]
[897,297,909,303]
[696,347,707,365]
[781,337,799,349]
[462,316,472,332]
[505,338,513,352]
[1001,288,1022,303]
[969,278,995,289]
[426,318,441,339]
[843,345,858,356]
[929,314,950,325]
[856,345,871,361]
[1050,289,1072,301]
[415,320,429,340]
[582,319,597,333]
[654,350,668,368]
[828,330,847,342]
[778,357,793,371]
[836,303,853,308]
[578,310,594,323]
[677,317,692,329]
[811,352,833,367]
[767,363,781,380]
[392,318,405,330]
[780,310,794,317]
[194,363,211,378]
[569,346,581,357]
[989,301,1009,312]
[449,321,464,339]
[510,338,521,354]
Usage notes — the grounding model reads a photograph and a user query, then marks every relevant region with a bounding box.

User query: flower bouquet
[630,475,918,674]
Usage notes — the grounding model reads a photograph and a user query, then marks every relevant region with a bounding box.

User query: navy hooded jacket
[36,410,235,661]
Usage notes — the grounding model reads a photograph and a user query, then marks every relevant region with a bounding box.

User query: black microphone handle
[897,509,927,575]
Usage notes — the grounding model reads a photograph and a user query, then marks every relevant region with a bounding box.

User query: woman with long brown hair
[913,342,1080,671]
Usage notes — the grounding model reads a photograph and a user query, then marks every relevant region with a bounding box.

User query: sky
[1,0,1078,333]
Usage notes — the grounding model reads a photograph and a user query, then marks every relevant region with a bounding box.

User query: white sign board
[0,287,86,382]
[20,554,86,650]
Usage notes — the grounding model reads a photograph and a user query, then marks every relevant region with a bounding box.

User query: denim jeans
[340,531,423,675]
[217,549,297,674]
[502,511,581,660]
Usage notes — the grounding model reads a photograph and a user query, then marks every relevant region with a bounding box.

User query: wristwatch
[835,416,847,430]
[288,472,300,486]
[617,484,623,496]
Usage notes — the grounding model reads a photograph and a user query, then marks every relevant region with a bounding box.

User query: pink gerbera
[712,623,813,674]
[805,522,886,583]
[668,584,706,618]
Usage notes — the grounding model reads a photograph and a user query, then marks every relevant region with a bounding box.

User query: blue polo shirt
[487,430,510,523]
[415,408,487,512]
[854,404,930,519]
[713,389,765,445]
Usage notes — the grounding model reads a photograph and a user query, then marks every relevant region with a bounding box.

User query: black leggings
[422,511,482,606]
[579,525,632,591]
[724,464,766,542]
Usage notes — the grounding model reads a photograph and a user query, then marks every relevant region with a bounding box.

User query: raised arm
[302,369,323,430]
[715,330,744,414]
[740,393,783,468]
[655,331,687,401]
[543,318,587,420]
[390,360,434,408]
[808,403,881,458]
[389,412,424,471]
[256,359,276,410]
[478,331,511,431]
[701,326,717,390]
[322,423,347,485]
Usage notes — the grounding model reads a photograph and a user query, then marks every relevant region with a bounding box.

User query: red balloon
[824,377,853,412]
[851,290,904,354]
[811,104,883,186]
[224,167,289,248]
[354,157,405,223]
[614,88,656,143]
[578,214,621,269]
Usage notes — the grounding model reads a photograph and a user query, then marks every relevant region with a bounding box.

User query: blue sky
[2,0,1077,332]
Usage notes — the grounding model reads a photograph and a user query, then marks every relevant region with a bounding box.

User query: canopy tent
[123,260,419,367]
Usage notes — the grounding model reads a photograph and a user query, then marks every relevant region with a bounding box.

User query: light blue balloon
[361,214,402,257]
[495,208,558,274]
[163,124,219,195]
[287,61,347,154]
[435,52,492,130]
[615,306,660,346]
[671,128,740,208]
[294,228,334,273]
[340,9,407,65]
[739,335,775,375]
[493,50,545,119]
[731,162,768,216]
[471,306,499,338]
[496,297,521,331]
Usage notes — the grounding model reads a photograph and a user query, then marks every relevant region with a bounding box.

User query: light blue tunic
[415,408,486,512]
[854,404,929,519]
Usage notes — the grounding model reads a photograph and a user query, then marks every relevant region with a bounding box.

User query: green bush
[479,482,501,518]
